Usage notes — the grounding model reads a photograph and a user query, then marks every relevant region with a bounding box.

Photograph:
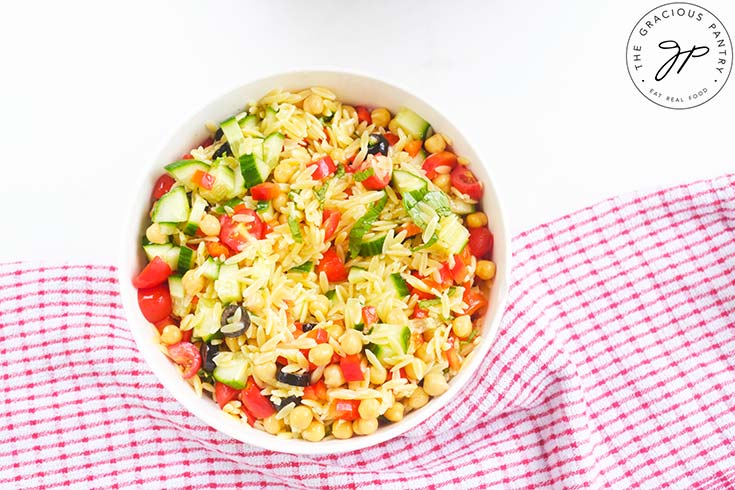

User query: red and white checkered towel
[1,174,734,489]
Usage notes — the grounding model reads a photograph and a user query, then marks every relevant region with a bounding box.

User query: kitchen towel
[1,174,733,490]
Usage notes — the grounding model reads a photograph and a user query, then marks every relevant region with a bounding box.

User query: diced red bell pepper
[404,140,423,158]
[316,247,348,282]
[412,305,430,319]
[215,382,240,408]
[463,285,488,316]
[303,380,328,401]
[192,169,215,190]
[322,209,341,242]
[332,399,361,421]
[384,132,399,145]
[361,306,378,326]
[356,106,372,124]
[250,182,281,201]
[340,354,364,382]
[400,222,423,237]
[422,151,458,180]
[310,156,337,180]
[206,241,232,259]
[240,377,276,419]
[307,328,329,344]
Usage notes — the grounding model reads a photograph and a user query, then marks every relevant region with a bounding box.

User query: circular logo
[626,2,732,109]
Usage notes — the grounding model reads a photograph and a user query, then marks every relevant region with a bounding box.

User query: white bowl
[119,69,510,455]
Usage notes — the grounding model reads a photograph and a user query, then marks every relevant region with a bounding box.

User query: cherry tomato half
[220,207,265,251]
[322,209,341,242]
[332,399,361,421]
[132,256,172,289]
[316,247,348,282]
[151,174,175,200]
[168,342,202,379]
[422,151,458,180]
[215,381,240,408]
[450,166,483,200]
[137,283,172,323]
[468,227,494,259]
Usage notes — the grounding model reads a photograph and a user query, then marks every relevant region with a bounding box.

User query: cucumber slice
[176,246,195,274]
[239,114,260,133]
[220,117,244,157]
[165,160,211,190]
[422,191,453,217]
[143,243,179,270]
[199,163,237,203]
[263,132,284,169]
[168,275,190,318]
[192,299,222,342]
[184,193,207,235]
[289,261,313,273]
[168,275,184,299]
[359,234,386,256]
[157,223,178,235]
[368,323,411,366]
[348,266,369,283]
[393,107,431,140]
[261,107,278,134]
[214,264,241,304]
[152,186,189,223]
[387,273,410,298]
[392,170,428,201]
[200,258,221,280]
[449,199,476,215]
[434,215,470,256]
[239,153,271,188]
[213,352,249,389]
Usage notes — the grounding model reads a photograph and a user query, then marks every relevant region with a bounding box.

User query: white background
[1,0,732,264]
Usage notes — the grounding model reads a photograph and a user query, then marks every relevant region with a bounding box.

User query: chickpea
[199,214,221,236]
[353,418,378,435]
[309,295,330,318]
[303,94,324,115]
[452,315,473,339]
[326,322,345,340]
[476,260,496,281]
[145,223,168,244]
[384,402,405,422]
[160,324,182,345]
[309,343,334,367]
[433,174,451,193]
[423,371,449,397]
[263,414,284,434]
[369,364,387,385]
[340,329,363,356]
[407,386,429,409]
[424,133,447,154]
[182,270,205,295]
[253,362,276,382]
[404,359,427,381]
[324,364,345,388]
[301,420,326,442]
[289,405,313,431]
[466,212,488,228]
[415,343,434,363]
[273,162,296,184]
[332,419,353,439]
[358,399,381,420]
[271,193,288,213]
[370,108,391,128]
[388,118,399,133]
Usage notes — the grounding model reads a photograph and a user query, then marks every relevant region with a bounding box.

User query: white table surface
[1,0,733,264]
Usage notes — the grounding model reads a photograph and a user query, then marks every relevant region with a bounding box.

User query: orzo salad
[133,87,496,441]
